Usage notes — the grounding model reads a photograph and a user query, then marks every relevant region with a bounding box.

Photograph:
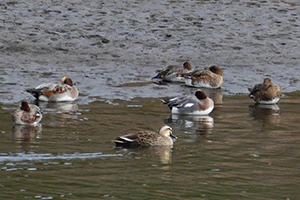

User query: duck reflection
[183,87,223,105]
[167,114,214,136]
[118,145,173,164]
[12,124,42,152]
[204,88,223,105]
[249,104,280,123]
[36,101,78,113]
[36,101,79,124]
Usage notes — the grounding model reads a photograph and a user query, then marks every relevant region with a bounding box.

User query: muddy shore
[0,0,299,104]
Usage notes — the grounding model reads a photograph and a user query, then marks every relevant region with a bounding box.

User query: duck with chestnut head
[185,65,223,88]
[13,100,42,125]
[26,77,78,102]
[162,90,214,115]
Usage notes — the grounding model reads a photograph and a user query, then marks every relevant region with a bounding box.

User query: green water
[0,94,299,200]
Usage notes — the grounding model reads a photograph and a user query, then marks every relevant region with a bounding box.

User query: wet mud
[0,0,299,104]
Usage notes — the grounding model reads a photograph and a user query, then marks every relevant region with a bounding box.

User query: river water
[0,0,300,199]
[0,92,299,199]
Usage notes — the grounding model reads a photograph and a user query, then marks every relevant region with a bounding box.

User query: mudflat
[0,1,299,104]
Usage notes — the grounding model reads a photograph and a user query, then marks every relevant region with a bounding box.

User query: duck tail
[26,88,41,100]
[112,138,134,148]
[161,98,169,104]
[161,98,173,110]
[151,74,164,84]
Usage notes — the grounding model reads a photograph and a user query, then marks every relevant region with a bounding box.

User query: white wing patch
[35,83,54,90]
[120,137,134,142]
[169,97,179,102]
[184,103,195,108]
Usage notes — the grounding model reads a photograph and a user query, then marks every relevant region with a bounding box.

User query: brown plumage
[185,66,223,88]
[152,61,193,83]
[26,77,78,102]
[12,100,42,125]
[248,78,282,104]
[113,125,177,148]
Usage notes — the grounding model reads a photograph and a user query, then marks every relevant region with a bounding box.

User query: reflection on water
[183,87,224,105]
[0,152,122,163]
[249,103,281,124]
[166,114,214,138]
[35,101,82,127]
[204,88,223,105]
[36,101,79,114]
[117,146,173,165]
[0,94,299,199]
[12,124,42,140]
[12,124,42,152]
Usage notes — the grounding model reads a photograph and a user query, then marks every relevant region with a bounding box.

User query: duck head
[183,61,192,70]
[159,125,177,139]
[61,77,74,86]
[21,100,30,112]
[209,66,223,76]
[263,78,272,89]
[195,90,207,100]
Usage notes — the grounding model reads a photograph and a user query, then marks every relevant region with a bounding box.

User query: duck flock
[12,62,282,148]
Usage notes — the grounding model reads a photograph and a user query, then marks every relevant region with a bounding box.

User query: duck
[184,65,223,88]
[12,100,42,125]
[162,90,214,115]
[248,78,281,104]
[113,125,177,148]
[26,77,79,102]
[152,61,193,83]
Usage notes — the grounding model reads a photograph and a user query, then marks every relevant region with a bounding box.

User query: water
[0,0,299,199]
[0,93,299,199]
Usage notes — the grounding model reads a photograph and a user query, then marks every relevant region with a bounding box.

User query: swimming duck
[113,125,177,147]
[12,100,42,125]
[162,90,214,115]
[185,65,223,88]
[248,78,281,104]
[152,61,193,83]
[26,77,79,102]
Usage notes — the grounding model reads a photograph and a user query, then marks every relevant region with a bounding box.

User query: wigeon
[152,61,193,83]
[162,90,214,115]
[12,100,42,125]
[185,66,223,88]
[26,77,78,102]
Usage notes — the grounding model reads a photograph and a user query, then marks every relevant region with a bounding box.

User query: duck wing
[26,83,72,100]
[162,95,195,109]
[113,131,157,147]
[248,83,263,98]
[191,70,212,78]
[153,65,181,80]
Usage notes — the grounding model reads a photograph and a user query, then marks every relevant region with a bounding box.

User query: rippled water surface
[0,93,299,199]
[0,0,300,199]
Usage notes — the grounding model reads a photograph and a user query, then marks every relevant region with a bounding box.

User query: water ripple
[0,152,123,163]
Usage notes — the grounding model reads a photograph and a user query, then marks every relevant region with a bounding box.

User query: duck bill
[170,133,178,140]
[61,76,67,83]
